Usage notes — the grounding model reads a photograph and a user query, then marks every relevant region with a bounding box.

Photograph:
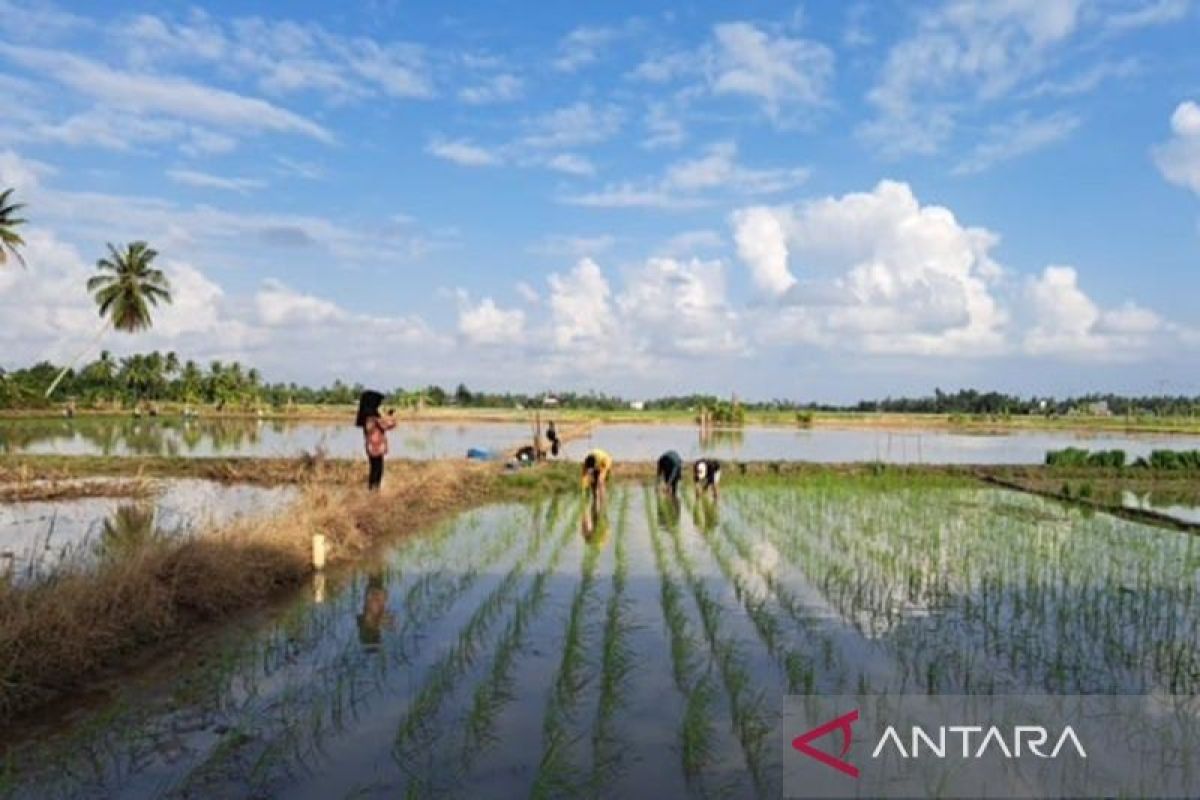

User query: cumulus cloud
[1023,265,1162,359]
[617,257,743,356]
[457,295,526,345]
[1153,100,1200,194]
[731,180,1007,356]
[255,279,343,326]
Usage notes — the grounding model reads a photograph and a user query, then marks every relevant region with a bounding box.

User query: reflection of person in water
[692,494,720,533]
[580,500,610,546]
[655,493,680,530]
[356,573,392,649]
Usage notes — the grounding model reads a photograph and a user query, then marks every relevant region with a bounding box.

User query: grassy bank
[0,460,578,725]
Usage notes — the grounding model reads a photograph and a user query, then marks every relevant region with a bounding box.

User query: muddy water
[0,480,298,580]
[5,415,1200,464]
[3,481,1198,798]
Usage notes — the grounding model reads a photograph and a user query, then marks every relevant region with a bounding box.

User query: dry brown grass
[0,460,515,725]
[0,478,155,503]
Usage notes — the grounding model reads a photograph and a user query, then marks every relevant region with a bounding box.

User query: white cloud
[731,180,1007,356]
[1106,0,1193,31]
[544,153,596,176]
[528,234,617,258]
[167,168,265,193]
[0,43,334,143]
[563,141,807,209]
[731,207,795,295]
[708,22,834,119]
[617,257,743,356]
[1023,265,1162,359]
[861,0,1085,155]
[642,102,687,149]
[1026,58,1140,98]
[458,73,522,104]
[255,279,344,326]
[426,138,502,167]
[664,141,809,194]
[553,25,621,72]
[547,258,617,350]
[1153,100,1200,194]
[457,295,526,345]
[658,229,724,256]
[117,11,433,101]
[952,111,1080,175]
[521,102,623,149]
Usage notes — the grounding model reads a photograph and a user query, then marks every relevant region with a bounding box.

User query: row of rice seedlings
[731,480,1200,695]
[587,490,637,796]
[529,493,617,799]
[643,488,742,798]
[407,503,582,796]
[666,493,774,797]
[690,501,833,695]
[164,506,541,799]
[390,502,576,771]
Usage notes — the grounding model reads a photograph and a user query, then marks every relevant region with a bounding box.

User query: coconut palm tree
[44,242,172,398]
[0,187,27,268]
[87,242,172,332]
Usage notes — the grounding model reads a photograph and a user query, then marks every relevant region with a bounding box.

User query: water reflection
[356,572,393,650]
[8,416,1200,463]
[96,503,158,559]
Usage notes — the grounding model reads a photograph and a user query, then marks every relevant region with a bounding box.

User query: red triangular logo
[792,709,860,778]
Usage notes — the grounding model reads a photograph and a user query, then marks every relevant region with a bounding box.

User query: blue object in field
[466,447,493,461]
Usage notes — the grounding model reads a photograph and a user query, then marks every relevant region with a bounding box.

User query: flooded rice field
[5,416,1200,464]
[3,477,1196,798]
[0,480,298,581]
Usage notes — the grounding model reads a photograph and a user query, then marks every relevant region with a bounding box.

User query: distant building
[629,400,645,411]
[1086,400,1111,416]
[541,395,559,408]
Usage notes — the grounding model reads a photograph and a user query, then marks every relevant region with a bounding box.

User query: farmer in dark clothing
[656,450,683,498]
[356,390,396,491]
[693,457,722,501]
[546,421,560,457]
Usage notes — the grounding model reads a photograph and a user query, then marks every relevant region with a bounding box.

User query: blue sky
[1,0,1198,401]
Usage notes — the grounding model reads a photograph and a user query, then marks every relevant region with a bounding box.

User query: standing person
[581,448,613,507]
[356,390,396,491]
[656,450,683,498]
[693,457,722,501]
[546,420,560,457]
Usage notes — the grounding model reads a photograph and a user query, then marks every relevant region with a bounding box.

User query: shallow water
[4,416,1200,464]
[0,479,298,580]
[1121,489,1200,525]
[3,480,1197,798]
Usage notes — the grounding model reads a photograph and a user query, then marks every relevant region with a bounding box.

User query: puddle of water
[0,479,298,580]
[1121,489,1200,525]
[2,482,1198,798]
[5,416,1200,463]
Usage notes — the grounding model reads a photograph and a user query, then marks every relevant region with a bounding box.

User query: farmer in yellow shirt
[581,448,613,506]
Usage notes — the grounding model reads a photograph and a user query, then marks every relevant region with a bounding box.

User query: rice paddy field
[2,473,1197,799]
